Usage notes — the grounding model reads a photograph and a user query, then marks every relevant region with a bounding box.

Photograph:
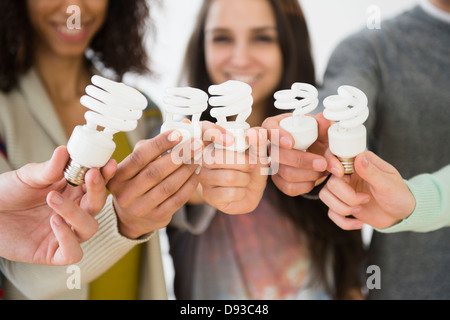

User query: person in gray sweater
[319,1,450,299]
[264,0,450,299]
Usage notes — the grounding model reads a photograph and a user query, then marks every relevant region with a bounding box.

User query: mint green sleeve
[377,165,450,233]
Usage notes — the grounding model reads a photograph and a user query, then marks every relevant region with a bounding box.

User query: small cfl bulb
[160,87,208,144]
[274,82,319,151]
[323,85,369,174]
[209,80,253,153]
[65,76,147,186]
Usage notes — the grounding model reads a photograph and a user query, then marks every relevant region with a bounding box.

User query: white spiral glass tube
[65,75,147,186]
[274,82,319,151]
[209,80,253,152]
[160,87,208,144]
[323,85,369,174]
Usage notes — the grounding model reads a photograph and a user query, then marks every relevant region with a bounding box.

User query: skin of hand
[199,127,269,214]
[107,124,231,239]
[0,146,116,265]
[262,112,330,196]
[319,150,416,230]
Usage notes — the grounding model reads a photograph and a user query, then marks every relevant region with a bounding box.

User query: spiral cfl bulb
[64,75,147,186]
[209,80,253,153]
[323,85,369,174]
[160,87,208,144]
[274,82,319,151]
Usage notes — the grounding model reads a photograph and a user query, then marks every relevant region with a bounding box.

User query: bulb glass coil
[209,80,253,153]
[65,75,147,186]
[274,82,319,151]
[160,87,208,144]
[323,85,369,174]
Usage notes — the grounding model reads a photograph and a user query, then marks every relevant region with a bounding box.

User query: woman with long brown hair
[168,0,365,300]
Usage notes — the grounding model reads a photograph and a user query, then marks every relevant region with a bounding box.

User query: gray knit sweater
[319,5,450,299]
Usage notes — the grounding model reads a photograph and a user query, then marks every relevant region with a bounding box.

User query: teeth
[230,75,257,83]
[57,24,83,36]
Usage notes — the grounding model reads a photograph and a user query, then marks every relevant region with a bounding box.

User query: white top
[421,0,450,24]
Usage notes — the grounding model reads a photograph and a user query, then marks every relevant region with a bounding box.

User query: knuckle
[129,150,146,168]
[144,165,164,182]
[159,181,177,197]
[326,175,339,190]
[114,192,132,210]
[221,171,236,186]
[276,165,291,181]
[150,134,168,154]
[171,193,189,210]
[283,183,298,197]
[293,154,307,169]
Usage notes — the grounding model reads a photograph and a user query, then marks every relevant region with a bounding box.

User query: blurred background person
[0,0,200,300]
[167,0,365,300]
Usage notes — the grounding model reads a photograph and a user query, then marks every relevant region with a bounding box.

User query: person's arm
[169,122,265,234]
[319,150,450,233]
[0,146,115,265]
[1,130,199,299]
[261,31,382,199]
[0,193,155,299]
[0,129,198,299]
[380,164,450,233]
[107,130,202,239]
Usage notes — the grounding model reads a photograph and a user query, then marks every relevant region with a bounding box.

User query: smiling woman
[27,0,108,59]
[203,0,283,126]
[0,0,150,94]
[168,0,365,300]
[0,0,172,301]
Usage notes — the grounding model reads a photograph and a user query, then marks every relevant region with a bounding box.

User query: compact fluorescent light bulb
[64,75,147,186]
[160,87,208,144]
[323,85,369,174]
[274,82,319,151]
[209,80,253,153]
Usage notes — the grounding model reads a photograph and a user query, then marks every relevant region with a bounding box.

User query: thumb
[18,146,69,187]
[354,151,398,192]
[262,114,293,149]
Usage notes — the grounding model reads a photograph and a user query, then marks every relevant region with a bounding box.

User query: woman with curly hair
[0,0,201,300]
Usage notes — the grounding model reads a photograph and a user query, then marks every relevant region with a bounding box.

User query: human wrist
[112,198,153,239]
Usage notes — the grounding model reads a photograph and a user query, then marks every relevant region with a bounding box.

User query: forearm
[377,165,450,233]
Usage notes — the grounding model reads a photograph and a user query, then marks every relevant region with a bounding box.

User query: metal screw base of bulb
[64,159,88,186]
[337,157,355,175]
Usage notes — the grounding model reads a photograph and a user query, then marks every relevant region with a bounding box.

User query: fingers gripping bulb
[274,83,319,151]
[160,87,208,144]
[323,85,369,174]
[65,75,147,186]
[209,80,253,152]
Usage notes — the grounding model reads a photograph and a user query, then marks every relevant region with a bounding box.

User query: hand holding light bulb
[160,87,208,144]
[0,145,116,265]
[323,85,369,174]
[209,80,253,153]
[274,82,319,151]
[319,150,416,231]
[65,75,147,186]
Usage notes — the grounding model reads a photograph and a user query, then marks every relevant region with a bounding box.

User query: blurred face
[27,0,109,58]
[204,0,283,107]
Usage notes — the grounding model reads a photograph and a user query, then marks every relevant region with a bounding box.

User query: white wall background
[131,0,420,299]
[130,0,419,105]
